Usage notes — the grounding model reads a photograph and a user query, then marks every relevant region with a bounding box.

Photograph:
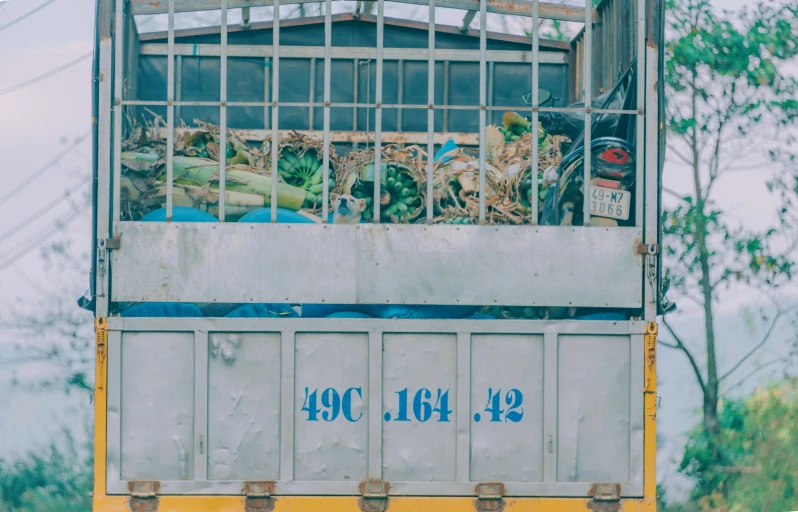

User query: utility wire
[0,0,61,34]
[0,132,90,207]
[0,176,90,245]
[0,201,90,272]
[0,52,91,96]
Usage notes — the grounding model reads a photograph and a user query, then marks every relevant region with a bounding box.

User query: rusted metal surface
[586,483,623,512]
[243,481,276,512]
[474,483,505,512]
[358,480,390,512]
[128,481,160,512]
[130,0,586,21]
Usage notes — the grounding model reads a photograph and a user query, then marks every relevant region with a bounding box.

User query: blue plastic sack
[302,304,480,319]
[434,140,459,164]
[464,313,495,320]
[325,312,373,319]
[120,302,204,318]
[225,303,298,318]
[141,206,218,222]
[239,208,317,223]
[574,311,627,321]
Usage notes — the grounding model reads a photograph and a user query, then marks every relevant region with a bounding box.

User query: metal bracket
[243,482,275,512]
[358,481,389,512]
[104,236,122,250]
[128,481,160,512]
[636,243,659,255]
[592,482,621,502]
[475,483,505,512]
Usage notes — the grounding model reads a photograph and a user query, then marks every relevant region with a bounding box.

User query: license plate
[590,186,630,220]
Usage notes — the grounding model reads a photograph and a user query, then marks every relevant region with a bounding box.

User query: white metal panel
[112,223,643,307]
[207,332,281,481]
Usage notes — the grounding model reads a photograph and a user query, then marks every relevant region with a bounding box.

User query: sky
[0,0,793,499]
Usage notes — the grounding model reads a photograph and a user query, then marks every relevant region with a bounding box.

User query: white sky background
[0,0,794,498]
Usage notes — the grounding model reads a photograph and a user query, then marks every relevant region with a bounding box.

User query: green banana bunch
[277,149,335,208]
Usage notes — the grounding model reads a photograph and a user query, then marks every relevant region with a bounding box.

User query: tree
[661,0,798,484]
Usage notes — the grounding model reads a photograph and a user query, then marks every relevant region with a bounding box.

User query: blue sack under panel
[302,304,480,319]
[120,303,204,318]
[225,304,299,318]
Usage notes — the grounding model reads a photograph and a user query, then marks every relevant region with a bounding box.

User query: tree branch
[722,358,785,396]
[662,316,708,394]
[663,187,691,204]
[666,143,695,166]
[719,306,797,382]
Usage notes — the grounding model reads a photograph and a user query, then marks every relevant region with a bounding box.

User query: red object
[599,147,630,165]
[596,178,621,189]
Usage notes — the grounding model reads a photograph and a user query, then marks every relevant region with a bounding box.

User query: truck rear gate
[90,0,664,510]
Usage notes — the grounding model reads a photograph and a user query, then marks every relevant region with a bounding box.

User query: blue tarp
[302,304,481,319]
[239,208,317,223]
[224,303,299,318]
[120,303,204,317]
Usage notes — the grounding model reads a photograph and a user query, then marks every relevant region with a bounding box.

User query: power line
[0,52,91,96]
[0,131,90,207]
[0,201,90,272]
[0,0,61,34]
[0,176,90,245]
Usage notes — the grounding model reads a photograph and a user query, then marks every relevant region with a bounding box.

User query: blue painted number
[392,388,452,423]
[302,387,362,422]
[482,388,524,423]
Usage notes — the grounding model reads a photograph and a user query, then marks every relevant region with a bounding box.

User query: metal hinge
[591,482,621,502]
[636,243,659,255]
[243,482,275,512]
[475,483,505,512]
[129,481,158,499]
[358,481,389,512]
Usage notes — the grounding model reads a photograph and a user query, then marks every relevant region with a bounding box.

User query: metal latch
[592,482,621,502]
[358,481,389,512]
[475,483,505,512]
[103,236,121,250]
[636,243,659,255]
[129,481,158,499]
[243,482,275,512]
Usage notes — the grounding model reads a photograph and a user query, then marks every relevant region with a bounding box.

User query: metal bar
[131,0,589,22]
[141,44,569,64]
[426,0,435,223]
[530,0,540,225]
[582,0,592,226]
[443,60,449,132]
[487,60,494,123]
[218,0,228,222]
[176,55,183,123]
[279,330,296,481]
[367,330,383,479]
[542,331,558,484]
[166,0,175,221]
[372,0,384,223]
[112,0,124,226]
[309,57,316,129]
[477,0,487,223]
[455,332,471,482]
[264,57,271,129]
[193,330,209,482]
[95,37,113,315]
[644,35,660,320]
[322,0,331,223]
[635,0,645,229]
[270,0,280,223]
[397,59,404,132]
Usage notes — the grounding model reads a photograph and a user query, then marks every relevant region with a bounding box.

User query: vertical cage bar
[166,0,176,221]
[477,0,487,223]
[426,0,435,223]
[635,0,645,228]
[443,61,450,132]
[176,55,183,125]
[372,0,385,223]
[582,0,592,226]
[397,59,404,132]
[112,0,124,225]
[309,57,316,129]
[530,0,540,224]
[352,60,359,149]
[270,0,281,222]
[487,61,494,123]
[218,0,228,222]
[264,57,270,130]
[322,0,332,223]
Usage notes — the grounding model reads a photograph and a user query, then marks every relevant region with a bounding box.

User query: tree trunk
[690,72,722,463]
